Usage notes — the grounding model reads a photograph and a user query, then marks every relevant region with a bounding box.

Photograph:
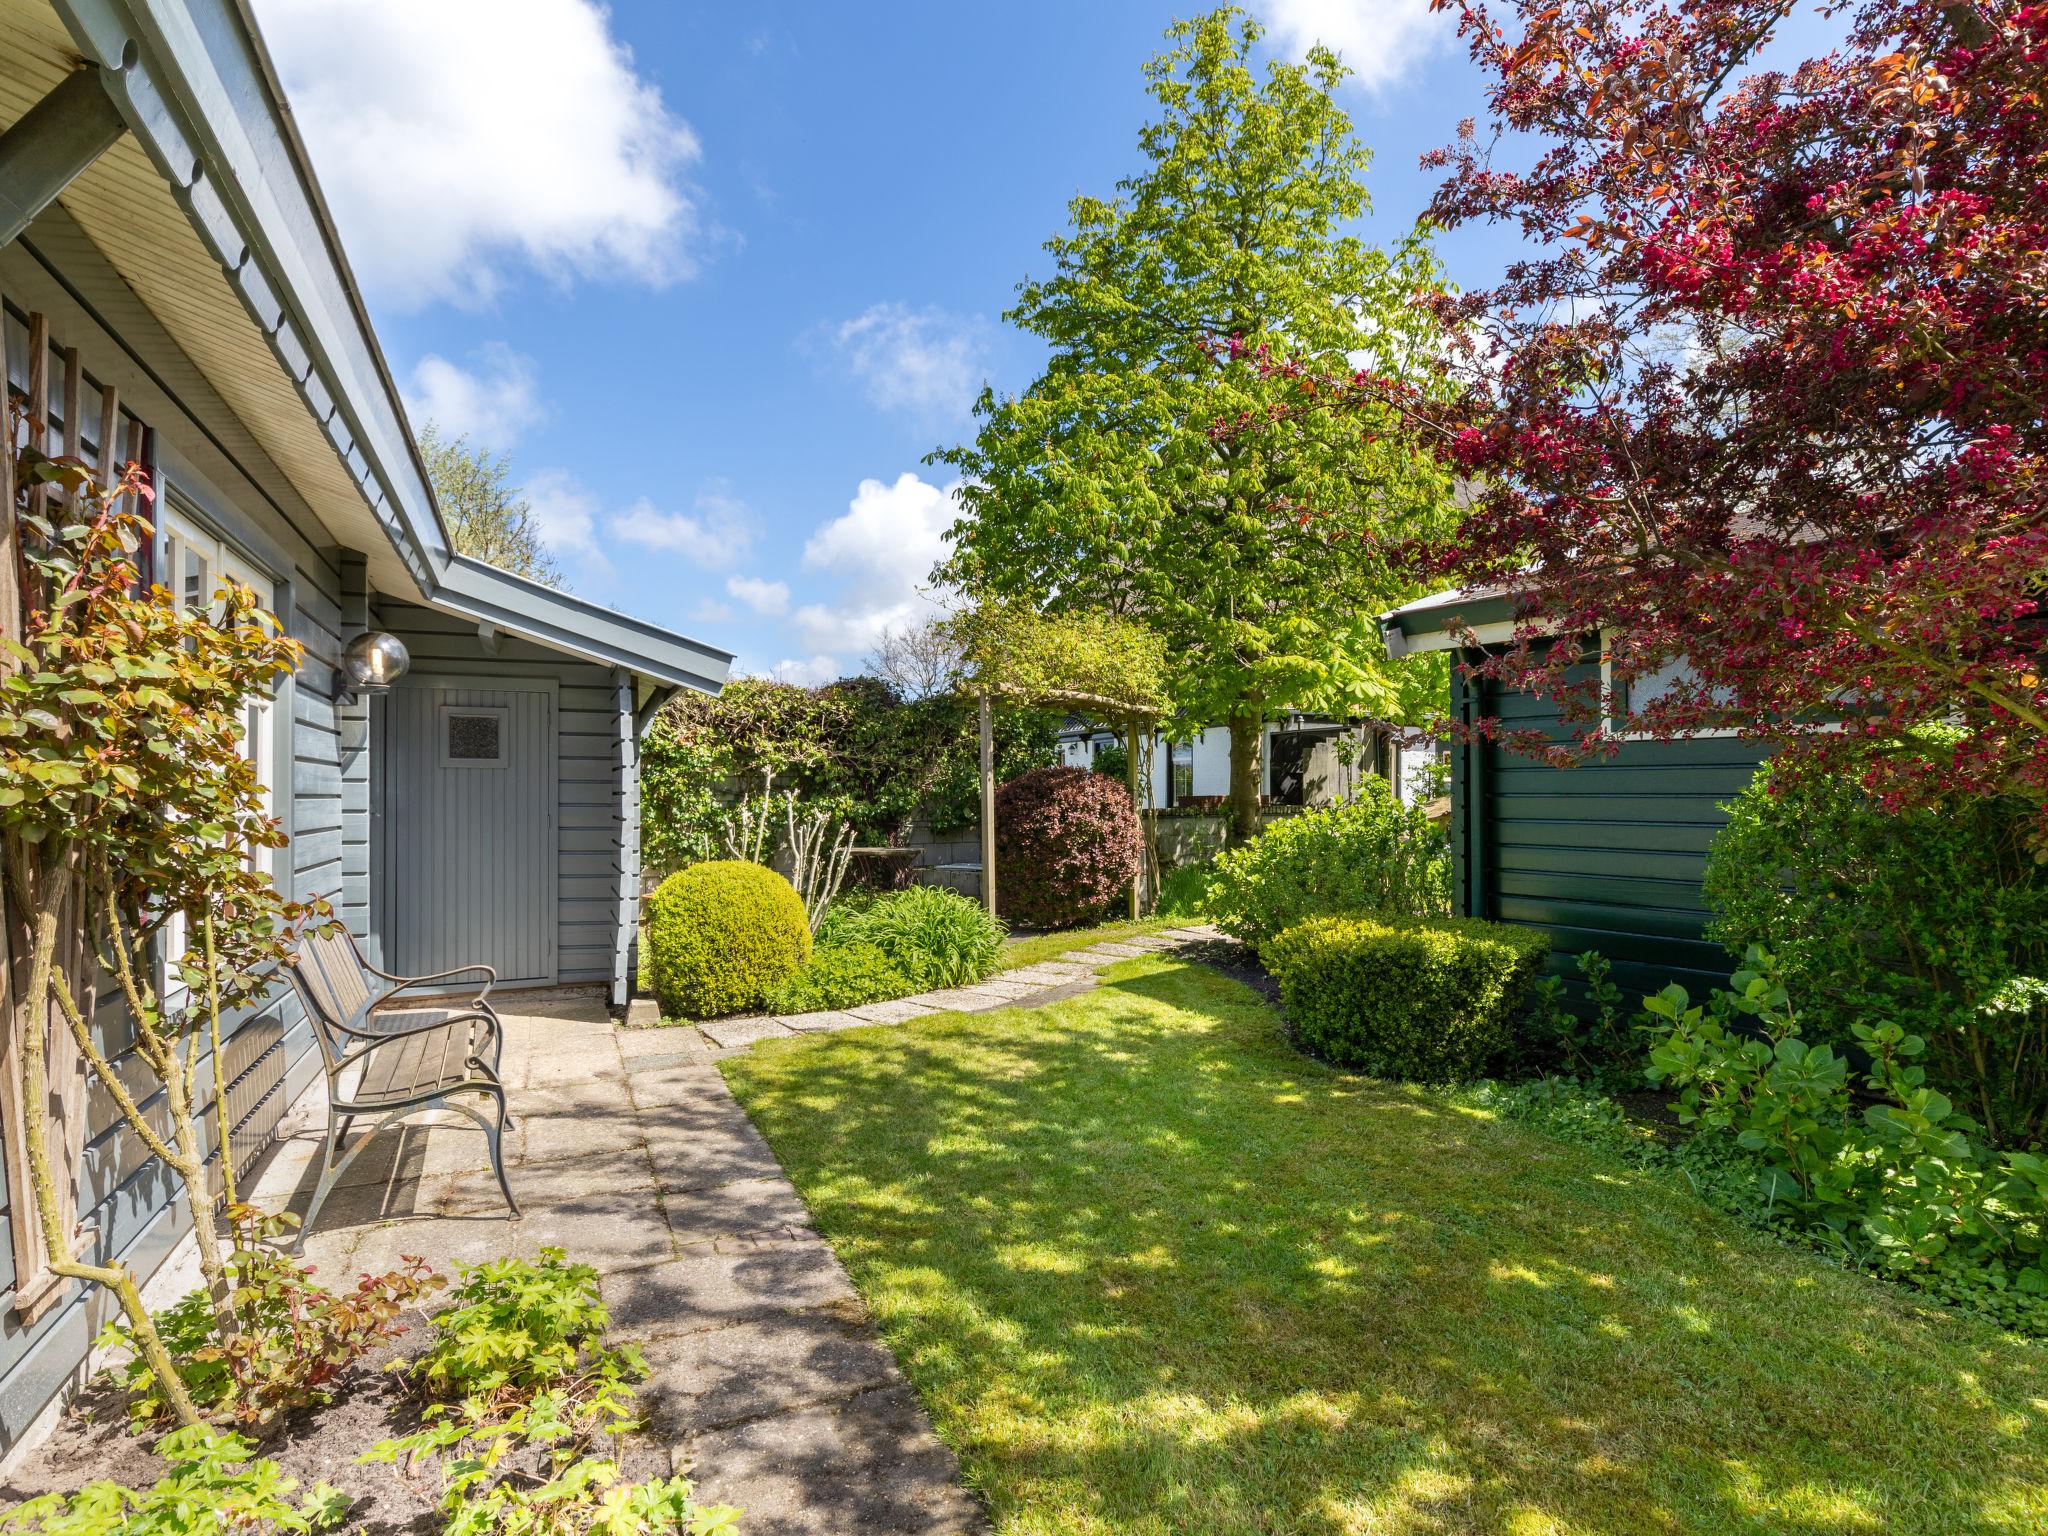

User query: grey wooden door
[387,680,557,986]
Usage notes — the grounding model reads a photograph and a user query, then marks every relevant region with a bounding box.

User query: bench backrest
[286,926,380,1069]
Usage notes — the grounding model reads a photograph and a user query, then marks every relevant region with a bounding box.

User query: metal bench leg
[482,1085,520,1219]
[292,1111,349,1256]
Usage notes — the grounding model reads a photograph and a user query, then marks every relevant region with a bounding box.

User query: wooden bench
[283,927,519,1251]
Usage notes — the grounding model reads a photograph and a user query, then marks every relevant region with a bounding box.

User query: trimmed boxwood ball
[1266,913,1550,1080]
[993,766,1142,929]
[644,859,812,1019]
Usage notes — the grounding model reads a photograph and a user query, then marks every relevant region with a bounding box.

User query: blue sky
[248,0,1817,682]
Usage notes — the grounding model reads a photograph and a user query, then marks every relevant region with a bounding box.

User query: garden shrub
[1267,913,1550,1079]
[1206,781,1450,954]
[1644,947,2048,1335]
[764,942,913,1012]
[103,1206,442,1428]
[1704,752,2048,1147]
[992,766,1142,928]
[820,884,1006,988]
[644,859,811,1018]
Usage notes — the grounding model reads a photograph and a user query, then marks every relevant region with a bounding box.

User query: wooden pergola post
[1125,715,1141,920]
[978,689,996,916]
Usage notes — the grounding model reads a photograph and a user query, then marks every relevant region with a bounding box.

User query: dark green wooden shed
[1383,589,1766,1004]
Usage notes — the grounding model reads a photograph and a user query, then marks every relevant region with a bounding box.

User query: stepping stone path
[246,930,1222,1535]
[691,924,1223,1053]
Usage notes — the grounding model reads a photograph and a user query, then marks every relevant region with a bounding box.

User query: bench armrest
[367,961,497,999]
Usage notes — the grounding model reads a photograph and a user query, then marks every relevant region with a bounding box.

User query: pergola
[944,604,1169,920]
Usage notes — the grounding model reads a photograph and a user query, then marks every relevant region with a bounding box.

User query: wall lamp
[337,630,409,704]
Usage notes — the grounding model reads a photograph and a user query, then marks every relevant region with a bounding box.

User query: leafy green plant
[1156,860,1214,919]
[411,1250,619,1403]
[102,1205,442,1427]
[764,941,913,1012]
[1266,913,1550,1080]
[644,859,811,1018]
[1644,947,2048,1332]
[0,1425,347,1535]
[1704,749,2048,1146]
[1520,949,1636,1084]
[822,884,1006,989]
[1206,783,1450,954]
[373,1250,738,1536]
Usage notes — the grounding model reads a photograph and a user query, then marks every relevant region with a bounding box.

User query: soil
[0,1320,668,1530]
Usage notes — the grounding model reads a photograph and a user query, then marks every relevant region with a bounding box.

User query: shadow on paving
[721,957,2048,1536]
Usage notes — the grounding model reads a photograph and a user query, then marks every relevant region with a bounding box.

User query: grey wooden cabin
[1382,588,1766,1007]
[0,0,728,1456]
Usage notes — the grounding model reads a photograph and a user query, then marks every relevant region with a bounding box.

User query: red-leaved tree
[1364,0,2045,811]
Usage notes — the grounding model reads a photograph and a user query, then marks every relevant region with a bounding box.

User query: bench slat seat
[284,926,519,1250]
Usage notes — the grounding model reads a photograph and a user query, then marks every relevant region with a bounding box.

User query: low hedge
[645,860,811,1019]
[1267,914,1550,1080]
[764,942,911,1014]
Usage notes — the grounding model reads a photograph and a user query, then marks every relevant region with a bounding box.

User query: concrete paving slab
[776,1010,866,1032]
[1077,942,1148,959]
[619,1023,705,1058]
[600,1243,857,1340]
[698,1015,796,1049]
[904,987,1006,1013]
[677,1383,985,1535]
[661,1175,815,1247]
[845,998,941,1025]
[998,963,1091,985]
[970,978,1045,1000]
[641,1309,900,1440]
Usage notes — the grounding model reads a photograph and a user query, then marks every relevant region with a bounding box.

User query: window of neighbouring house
[1168,740,1194,806]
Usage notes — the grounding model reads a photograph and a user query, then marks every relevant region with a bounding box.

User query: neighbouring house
[1381,587,1764,1003]
[1055,717,1443,811]
[0,0,729,1455]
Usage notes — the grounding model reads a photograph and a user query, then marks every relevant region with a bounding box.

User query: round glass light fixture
[339,630,410,699]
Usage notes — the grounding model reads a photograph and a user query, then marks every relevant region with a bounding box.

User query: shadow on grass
[723,958,2048,1536]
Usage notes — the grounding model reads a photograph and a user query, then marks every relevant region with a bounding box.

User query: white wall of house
[1060,720,1444,809]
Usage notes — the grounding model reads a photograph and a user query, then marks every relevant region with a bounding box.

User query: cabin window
[1168,740,1194,806]
[155,499,282,994]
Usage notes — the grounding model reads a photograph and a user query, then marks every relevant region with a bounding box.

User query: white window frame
[1597,629,1744,741]
[156,499,282,997]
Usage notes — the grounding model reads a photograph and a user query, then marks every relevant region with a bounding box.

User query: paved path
[248,927,1219,1536]
[681,924,1222,1052]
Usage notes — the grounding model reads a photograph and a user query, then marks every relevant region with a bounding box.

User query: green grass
[721,957,2048,1536]
[995,916,1181,971]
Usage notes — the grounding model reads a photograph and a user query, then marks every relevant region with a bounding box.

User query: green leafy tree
[936,6,1455,843]
[418,424,562,589]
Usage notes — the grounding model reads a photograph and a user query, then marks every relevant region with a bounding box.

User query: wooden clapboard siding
[1451,653,1766,1007]
[376,602,631,987]
[0,297,354,1453]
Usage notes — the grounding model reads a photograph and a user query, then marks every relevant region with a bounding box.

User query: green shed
[1382,588,1766,1005]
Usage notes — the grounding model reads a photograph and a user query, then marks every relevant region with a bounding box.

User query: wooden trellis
[944,605,1169,920]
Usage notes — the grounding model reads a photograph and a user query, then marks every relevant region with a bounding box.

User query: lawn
[721,955,2048,1536]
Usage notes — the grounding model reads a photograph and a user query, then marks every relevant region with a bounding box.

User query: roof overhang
[6,0,727,689]
[1379,585,1525,656]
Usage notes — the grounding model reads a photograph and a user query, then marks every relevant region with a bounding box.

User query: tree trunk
[1226,710,1262,847]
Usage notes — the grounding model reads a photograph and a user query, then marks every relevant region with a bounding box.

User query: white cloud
[258,0,706,307]
[827,304,989,423]
[612,482,754,568]
[404,345,543,449]
[1252,0,1451,93]
[726,575,791,616]
[768,655,843,687]
[692,597,737,624]
[520,468,603,562]
[790,471,959,653]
